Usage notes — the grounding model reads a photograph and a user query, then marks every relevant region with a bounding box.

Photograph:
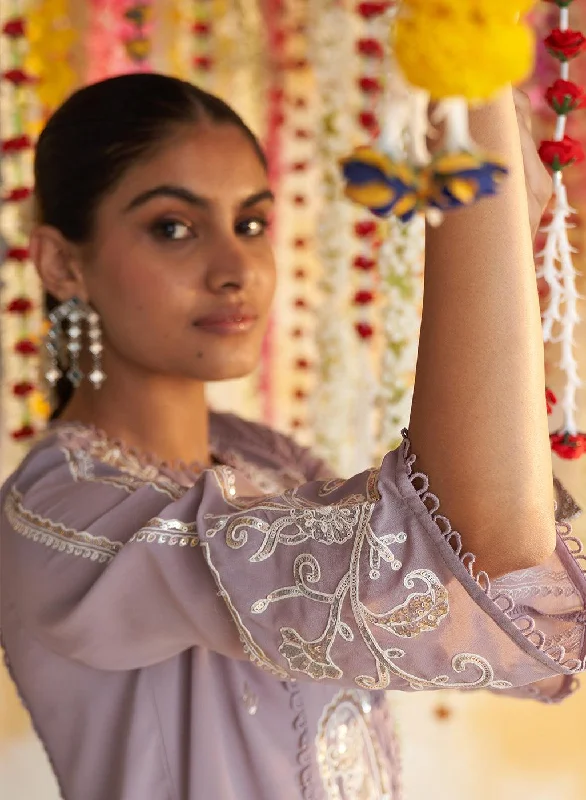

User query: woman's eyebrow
[124,185,275,213]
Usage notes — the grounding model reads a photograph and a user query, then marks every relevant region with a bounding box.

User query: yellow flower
[24,0,78,112]
[394,12,535,100]
[29,390,51,422]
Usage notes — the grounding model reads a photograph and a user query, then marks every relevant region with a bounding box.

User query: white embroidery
[206,482,515,691]
[5,488,122,563]
[130,518,200,547]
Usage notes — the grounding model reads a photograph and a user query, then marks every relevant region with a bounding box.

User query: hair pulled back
[36,72,266,242]
[36,73,267,418]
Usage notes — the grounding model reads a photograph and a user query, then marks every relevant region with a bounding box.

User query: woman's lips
[193,313,258,335]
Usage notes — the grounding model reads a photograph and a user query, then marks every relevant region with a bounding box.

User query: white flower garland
[376,214,424,460]
[308,0,365,475]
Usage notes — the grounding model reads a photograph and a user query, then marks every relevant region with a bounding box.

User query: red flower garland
[545,28,586,61]
[545,78,586,112]
[550,432,586,459]
[539,0,586,460]
[539,133,585,168]
[1,13,38,442]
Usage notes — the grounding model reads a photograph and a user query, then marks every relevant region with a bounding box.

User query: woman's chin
[195,358,260,383]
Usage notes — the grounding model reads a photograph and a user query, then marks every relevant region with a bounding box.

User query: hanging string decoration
[122,2,154,69]
[87,0,153,82]
[376,214,424,459]
[269,0,318,440]
[0,4,45,457]
[345,1,395,468]
[24,0,77,122]
[538,0,586,460]
[341,1,539,222]
[308,0,358,473]
[191,0,215,90]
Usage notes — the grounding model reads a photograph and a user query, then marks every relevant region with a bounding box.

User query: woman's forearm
[408,88,556,576]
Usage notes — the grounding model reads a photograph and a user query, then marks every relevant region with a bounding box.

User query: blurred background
[1,1,585,798]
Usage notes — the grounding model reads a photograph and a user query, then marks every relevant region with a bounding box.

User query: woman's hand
[513,88,553,242]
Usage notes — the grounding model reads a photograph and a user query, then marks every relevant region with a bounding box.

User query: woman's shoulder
[1,428,67,497]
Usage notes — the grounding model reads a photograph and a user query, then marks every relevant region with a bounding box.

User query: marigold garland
[24,0,77,120]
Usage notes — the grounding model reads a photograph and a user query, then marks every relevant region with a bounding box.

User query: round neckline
[48,419,225,477]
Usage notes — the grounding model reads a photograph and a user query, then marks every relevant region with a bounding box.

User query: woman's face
[79,123,276,383]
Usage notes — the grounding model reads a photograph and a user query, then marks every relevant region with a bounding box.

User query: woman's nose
[204,235,252,294]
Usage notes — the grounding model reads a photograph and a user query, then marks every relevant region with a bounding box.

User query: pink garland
[87,0,153,83]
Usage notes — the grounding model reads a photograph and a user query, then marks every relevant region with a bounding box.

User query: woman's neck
[58,365,211,468]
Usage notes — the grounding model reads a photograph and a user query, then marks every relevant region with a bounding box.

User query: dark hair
[36,72,267,418]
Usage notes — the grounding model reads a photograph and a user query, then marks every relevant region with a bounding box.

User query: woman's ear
[29,226,88,303]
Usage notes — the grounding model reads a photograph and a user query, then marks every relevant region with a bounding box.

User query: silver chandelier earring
[45,297,105,390]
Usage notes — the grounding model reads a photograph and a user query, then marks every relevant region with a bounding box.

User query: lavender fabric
[1,411,585,800]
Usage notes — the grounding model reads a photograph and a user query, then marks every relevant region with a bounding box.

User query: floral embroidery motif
[316,690,393,800]
[205,473,381,562]
[362,569,449,638]
[5,487,122,563]
[206,470,515,691]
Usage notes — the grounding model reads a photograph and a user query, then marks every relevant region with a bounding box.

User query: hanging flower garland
[0,4,44,450]
[341,1,538,222]
[538,0,586,460]
[376,214,424,460]
[191,0,215,90]
[87,0,153,82]
[24,0,77,123]
[87,0,129,81]
[347,1,396,469]
[122,2,154,69]
[352,1,388,346]
[265,0,316,438]
[308,0,367,475]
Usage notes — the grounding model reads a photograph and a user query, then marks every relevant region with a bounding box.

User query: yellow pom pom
[401,0,536,22]
[394,12,535,100]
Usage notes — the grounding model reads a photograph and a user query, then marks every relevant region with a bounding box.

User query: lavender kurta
[1,412,585,800]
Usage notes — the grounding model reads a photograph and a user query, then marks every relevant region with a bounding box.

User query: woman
[1,73,584,800]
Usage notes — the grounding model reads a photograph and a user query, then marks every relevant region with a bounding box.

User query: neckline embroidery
[44,419,299,498]
[47,420,222,479]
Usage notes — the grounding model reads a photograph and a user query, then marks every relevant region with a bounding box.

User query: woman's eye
[151,220,194,241]
[236,217,269,237]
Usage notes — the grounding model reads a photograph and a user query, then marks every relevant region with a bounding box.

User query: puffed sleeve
[3,430,585,692]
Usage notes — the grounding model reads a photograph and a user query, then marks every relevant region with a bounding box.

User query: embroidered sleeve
[200,431,586,692]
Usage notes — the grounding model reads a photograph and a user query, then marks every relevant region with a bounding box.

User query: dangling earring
[87,308,105,389]
[66,298,84,387]
[45,297,105,390]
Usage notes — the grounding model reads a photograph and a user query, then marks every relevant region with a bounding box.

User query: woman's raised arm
[408,88,556,577]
